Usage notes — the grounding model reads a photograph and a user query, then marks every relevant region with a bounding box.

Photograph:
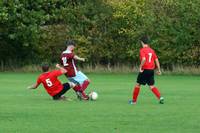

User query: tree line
[0,0,200,70]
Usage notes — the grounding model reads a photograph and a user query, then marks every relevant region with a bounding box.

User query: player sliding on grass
[60,40,90,100]
[27,64,75,100]
[129,36,164,104]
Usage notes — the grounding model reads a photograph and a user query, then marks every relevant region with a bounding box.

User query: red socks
[73,80,90,92]
[151,87,161,99]
[81,91,88,99]
[73,85,81,92]
[73,80,90,99]
[81,80,90,91]
[81,80,90,99]
[132,86,161,102]
[132,86,140,102]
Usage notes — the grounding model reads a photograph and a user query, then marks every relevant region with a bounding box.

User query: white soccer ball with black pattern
[89,91,98,100]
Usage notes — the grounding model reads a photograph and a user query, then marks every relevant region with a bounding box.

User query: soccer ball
[89,91,98,100]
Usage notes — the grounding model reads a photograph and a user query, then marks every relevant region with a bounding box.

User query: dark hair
[65,40,76,46]
[140,35,149,44]
[41,63,49,72]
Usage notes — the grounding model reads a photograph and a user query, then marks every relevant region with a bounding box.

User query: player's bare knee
[135,83,140,88]
[149,85,154,89]
[69,82,76,88]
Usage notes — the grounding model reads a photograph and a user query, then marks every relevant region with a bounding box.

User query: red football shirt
[36,70,63,96]
[140,46,158,70]
[60,50,78,77]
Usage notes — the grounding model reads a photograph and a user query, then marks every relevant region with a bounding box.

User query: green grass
[0,73,200,133]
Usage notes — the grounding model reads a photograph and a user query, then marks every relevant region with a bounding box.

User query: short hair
[140,35,149,44]
[41,63,49,72]
[65,40,76,46]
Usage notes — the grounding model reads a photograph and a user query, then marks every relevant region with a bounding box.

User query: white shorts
[68,71,88,85]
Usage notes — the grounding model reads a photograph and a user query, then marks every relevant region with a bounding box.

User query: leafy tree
[0,0,199,70]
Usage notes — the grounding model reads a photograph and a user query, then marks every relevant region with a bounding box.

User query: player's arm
[139,57,146,72]
[27,83,39,89]
[27,76,41,89]
[155,59,161,75]
[74,55,85,62]
[56,64,67,74]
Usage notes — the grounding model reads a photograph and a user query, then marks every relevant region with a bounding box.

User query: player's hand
[27,85,32,89]
[139,67,144,73]
[81,58,86,62]
[56,64,60,68]
[156,70,162,75]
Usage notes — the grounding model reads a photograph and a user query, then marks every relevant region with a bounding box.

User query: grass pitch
[0,73,200,133]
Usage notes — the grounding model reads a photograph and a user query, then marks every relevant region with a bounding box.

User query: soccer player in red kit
[60,40,90,100]
[27,64,75,100]
[129,36,164,104]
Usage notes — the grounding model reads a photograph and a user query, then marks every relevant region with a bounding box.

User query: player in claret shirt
[27,64,75,100]
[60,40,90,100]
[129,36,164,104]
